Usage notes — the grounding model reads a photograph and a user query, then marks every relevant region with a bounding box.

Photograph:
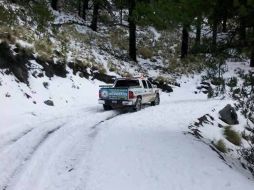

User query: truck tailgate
[100,88,129,100]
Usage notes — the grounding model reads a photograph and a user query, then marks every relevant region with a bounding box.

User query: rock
[32,71,38,78]
[36,58,68,78]
[44,100,54,106]
[35,58,54,78]
[53,61,68,78]
[219,104,239,125]
[148,78,173,93]
[200,81,210,86]
[211,77,225,86]
[160,84,173,93]
[53,50,62,57]
[197,81,213,95]
[193,114,214,127]
[24,93,31,99]
[37,72,44,78]
[174,82,181,87]
[43,82,49,89]
[218,123,224,128]
[150,58,157,62]
[68,62,90,79]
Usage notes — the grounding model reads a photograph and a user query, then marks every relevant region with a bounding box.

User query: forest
[8,0,254,66]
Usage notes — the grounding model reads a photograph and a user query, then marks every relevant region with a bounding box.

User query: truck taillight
[128,91,135,99]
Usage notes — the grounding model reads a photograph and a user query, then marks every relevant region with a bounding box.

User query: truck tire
[103,104,112,111]
[133,97,142,111]
[151,94,160,106]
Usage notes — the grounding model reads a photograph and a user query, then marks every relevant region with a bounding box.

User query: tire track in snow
[0,118,66,154]
[9,129,34,144]
[74,112,127,190]
[89,111,127,138]
[0,128,34,152]
[0,123,66,190]
[4,111,124,190]
[0,107,98,154]
[167,98,221,104]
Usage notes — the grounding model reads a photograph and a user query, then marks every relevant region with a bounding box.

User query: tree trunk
[222,10,227,32]
[222,14,228,33]
[240,18,246,46]
[251,47,254,67]
[82,0,89,21]
[128,0,137,62]
[251,28,254,67]
[90,1,99,31]
[195,16,201,46]
[212,18,218,47]
[181,25,189,59]
[78,0,82,17]
[120,7,123,25]
[51,0,58,10]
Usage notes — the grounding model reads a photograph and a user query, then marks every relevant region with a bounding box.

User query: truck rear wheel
[151,94,160,106]
[133,97,142,111]
[103,104,112,111]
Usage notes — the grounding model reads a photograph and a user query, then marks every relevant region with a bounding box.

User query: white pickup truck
[98,77,160,111]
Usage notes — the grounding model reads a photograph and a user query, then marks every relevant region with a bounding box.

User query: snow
[16,40,33,49]
[0,66,102,130]
[148,26,161,41]
[75,25,91,34]
[87,129,252,190]
[1,1,253,188]
[53,11,85,25]
[0,60,254,189]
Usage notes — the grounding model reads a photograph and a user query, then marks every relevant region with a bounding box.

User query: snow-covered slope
[0,67,102,130]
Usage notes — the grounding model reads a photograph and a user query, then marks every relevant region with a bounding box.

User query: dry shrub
[215,139,227,153]
[138,47,153,59]
[34,37,53,60]
[224,126,241,146]
[110,28,128,50]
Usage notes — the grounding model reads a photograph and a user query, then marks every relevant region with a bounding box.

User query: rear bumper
[98,99,134,106]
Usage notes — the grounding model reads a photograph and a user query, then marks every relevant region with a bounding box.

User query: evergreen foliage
[6,0,254,64]
[32,2,54,31]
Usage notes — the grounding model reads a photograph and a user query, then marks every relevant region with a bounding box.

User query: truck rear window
[114,80,140,87]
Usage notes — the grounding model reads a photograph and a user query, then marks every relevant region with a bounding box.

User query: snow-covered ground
[1,64,254,190]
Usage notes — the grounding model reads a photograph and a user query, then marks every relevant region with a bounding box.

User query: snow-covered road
[0,106,121,190]
[86,99,254,190]
[1,78,254,190]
